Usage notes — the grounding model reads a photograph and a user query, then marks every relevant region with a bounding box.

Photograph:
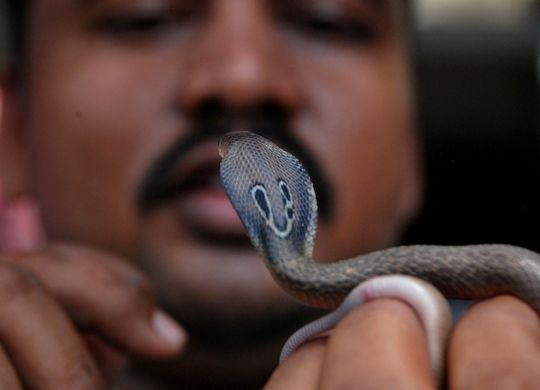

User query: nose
[180,1,303,114]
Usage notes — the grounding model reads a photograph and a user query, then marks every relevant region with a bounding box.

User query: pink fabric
[0,186,44,253]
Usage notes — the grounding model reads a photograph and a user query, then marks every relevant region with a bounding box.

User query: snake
[218,131,540,382]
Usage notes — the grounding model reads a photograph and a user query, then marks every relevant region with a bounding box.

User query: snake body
[218,131,540,378]
[262,243,540,309]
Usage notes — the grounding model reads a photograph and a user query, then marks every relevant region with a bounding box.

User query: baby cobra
[218,131,540,383]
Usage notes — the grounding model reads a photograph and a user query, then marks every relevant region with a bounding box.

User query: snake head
[217,131,247,158]
[219,132,318,262]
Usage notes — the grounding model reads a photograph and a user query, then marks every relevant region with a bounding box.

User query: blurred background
[403,0,540,251]
[0,1,8,66]
[0,0,539,250]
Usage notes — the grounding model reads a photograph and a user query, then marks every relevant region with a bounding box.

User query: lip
[154,140,246,238]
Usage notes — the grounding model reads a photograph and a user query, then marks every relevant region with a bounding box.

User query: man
[1,0,539,388]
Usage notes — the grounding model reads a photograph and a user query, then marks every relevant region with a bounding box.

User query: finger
[0,344,23,390]
[318,299,435,390]
[2,244,186,358]
[449,295,540,389]
[265,338,326,390]
[84,333,128,383]
[0,263,104,389]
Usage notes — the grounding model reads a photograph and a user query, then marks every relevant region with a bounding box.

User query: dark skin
[1,0,540,388]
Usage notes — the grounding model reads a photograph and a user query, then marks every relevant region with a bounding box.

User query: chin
[129,337,283,389]
[136,236,317,325]
[127,271,321,389]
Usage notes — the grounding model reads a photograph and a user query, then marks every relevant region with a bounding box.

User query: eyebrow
[365,0,384,8]
[75,0,98,5]
[362,0,396,22]
[364,0,390,13]
[72,0,101,10]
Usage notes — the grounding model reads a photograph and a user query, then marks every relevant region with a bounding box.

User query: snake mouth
[217,131,252,158]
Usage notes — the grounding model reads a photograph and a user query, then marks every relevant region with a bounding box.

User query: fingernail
[152,310,186,348]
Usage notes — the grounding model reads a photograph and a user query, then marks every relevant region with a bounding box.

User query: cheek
[295,49,414,259]
[24,51,178,251]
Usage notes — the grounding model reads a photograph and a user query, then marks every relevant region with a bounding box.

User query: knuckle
[92,261,152,301]
[73,259,154,317]
[112,278,155,318]
[46,244,154,299]
[459,360,540,389]
[80,258,124,289]
[57,354,104,390]
[38,244,155,319]
[0,263,42,304]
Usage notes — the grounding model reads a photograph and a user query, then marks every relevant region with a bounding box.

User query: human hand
[0,244,186,389]
[266,296,540,389]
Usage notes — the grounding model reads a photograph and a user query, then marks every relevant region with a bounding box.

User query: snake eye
[251,184,271,221]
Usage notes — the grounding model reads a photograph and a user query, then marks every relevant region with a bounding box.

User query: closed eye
[95,5,201,41]
[291,14,376,42]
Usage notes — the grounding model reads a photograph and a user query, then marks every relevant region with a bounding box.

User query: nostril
[193,98,227,120]
[189,97,292,138]
[193,97,288,118]
[253,100,289,120]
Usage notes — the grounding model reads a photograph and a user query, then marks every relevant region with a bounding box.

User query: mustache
[137,109,333,220]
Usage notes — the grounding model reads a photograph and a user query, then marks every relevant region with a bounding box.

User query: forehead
[25,0,407,52]
[29,0,403,16]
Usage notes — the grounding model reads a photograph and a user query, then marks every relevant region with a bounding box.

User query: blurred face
[6,0,420,378]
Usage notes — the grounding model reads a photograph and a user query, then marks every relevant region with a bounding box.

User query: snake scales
[218,131,540,377]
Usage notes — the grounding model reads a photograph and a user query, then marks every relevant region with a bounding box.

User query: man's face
[9,0,419,350]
